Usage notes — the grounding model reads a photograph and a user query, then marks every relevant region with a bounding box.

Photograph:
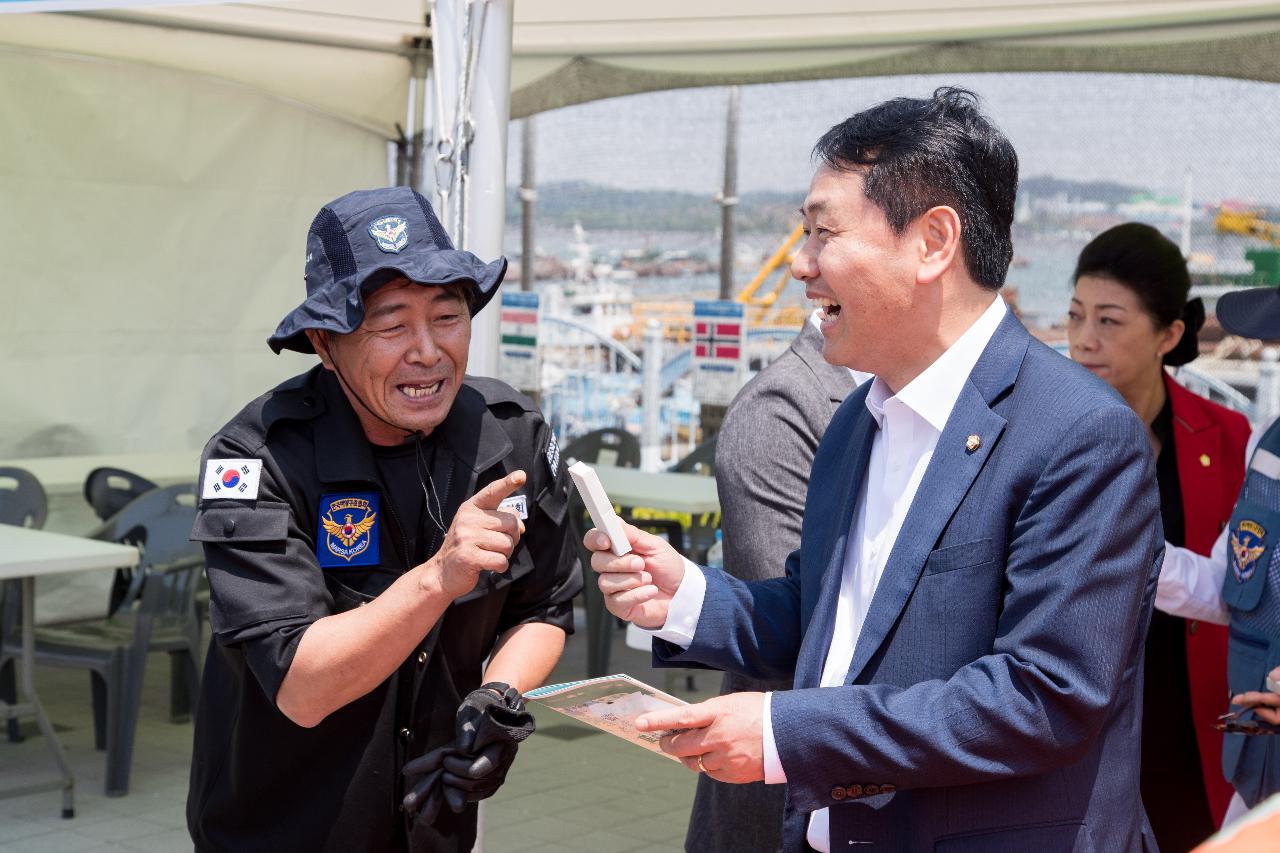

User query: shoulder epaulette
[464,376,539,415]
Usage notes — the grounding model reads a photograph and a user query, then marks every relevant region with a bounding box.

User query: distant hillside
[506,181,801,232]
[505,176,1167,232]
[1018,175,1149,205]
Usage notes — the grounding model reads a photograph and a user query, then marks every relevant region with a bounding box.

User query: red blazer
[1166,373,1251,824]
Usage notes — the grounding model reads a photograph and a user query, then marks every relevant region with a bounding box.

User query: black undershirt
[1142,397,1215,852]
[371,435,445,569]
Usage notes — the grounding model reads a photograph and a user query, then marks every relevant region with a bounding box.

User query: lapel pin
[1200,454,1211,468]
[965,434,981,453]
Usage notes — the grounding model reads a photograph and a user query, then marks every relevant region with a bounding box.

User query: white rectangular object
[0,526,138,580]
[567,460,632,557]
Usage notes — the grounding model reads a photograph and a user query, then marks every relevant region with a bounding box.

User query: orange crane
[735,224,807,327]
[1213,209,1280,286]
[1215,209,1280,247]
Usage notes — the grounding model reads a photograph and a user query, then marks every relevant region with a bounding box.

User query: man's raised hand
[423,470,527,600]
[584,520,685,629]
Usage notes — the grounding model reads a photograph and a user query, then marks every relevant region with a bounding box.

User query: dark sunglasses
[1215,708,1280,736]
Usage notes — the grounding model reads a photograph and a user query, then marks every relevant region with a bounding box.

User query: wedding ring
[696,755,708,774]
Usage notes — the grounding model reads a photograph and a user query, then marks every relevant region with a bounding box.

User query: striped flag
[694,321,742,360]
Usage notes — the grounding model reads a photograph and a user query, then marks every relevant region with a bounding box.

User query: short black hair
[813,87,1018,290]
[1074,222,1203,366]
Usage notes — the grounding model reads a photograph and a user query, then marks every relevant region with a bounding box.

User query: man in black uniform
[187,187,580,852]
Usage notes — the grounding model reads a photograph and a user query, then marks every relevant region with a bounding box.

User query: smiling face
[308,278,471,445]
[1067,274,1183,400]
[792,164,921,378]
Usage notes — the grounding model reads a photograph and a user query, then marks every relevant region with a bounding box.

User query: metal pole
[1259,347,1280,424]
[520,117,536,291]
[718,86,740,301]
[641,319,663,471]
[430,0,460,220]
[409,46,430,191]
[1180,169,1193,258]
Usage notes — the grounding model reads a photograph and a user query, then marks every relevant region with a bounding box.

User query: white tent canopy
[4,0,1280,461]
[5,2,1280,135]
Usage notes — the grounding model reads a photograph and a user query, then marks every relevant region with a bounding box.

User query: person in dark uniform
[186,187,581,853]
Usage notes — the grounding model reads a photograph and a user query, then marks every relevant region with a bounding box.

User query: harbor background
[496,71,1280,334]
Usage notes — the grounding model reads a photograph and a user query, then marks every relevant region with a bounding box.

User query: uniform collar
[1164,371,1214,434]
[312,367,380,485]
[311,367,512,485]
[430,378,514,475]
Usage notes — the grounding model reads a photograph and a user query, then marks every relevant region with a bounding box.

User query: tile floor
[0,613,717,852]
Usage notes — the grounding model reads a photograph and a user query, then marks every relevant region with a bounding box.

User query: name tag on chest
[499,494,528,519]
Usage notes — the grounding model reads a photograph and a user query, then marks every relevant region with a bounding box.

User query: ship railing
[1173,363,1258,420]
[537,316,809,469]
[539,315,699,469]
[1050,342,1267,423]
[1176,348,1280,425]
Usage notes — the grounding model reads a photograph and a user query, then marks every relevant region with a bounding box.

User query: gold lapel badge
[1200,454,1211,468]
[965,434,981,453]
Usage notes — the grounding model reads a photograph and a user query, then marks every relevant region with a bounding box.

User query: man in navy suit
[587,88,1163,852]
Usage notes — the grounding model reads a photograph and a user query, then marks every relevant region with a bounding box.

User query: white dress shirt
[650,295,1007,853]
[1156,415,1276,626]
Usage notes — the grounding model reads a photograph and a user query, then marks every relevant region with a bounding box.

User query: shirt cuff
[638,556,706,648]
[762,691,787,784]
[1155,539,1230,625]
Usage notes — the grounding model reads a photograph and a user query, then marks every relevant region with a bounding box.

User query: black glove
[401,683,535,826]
[401,745,449,828]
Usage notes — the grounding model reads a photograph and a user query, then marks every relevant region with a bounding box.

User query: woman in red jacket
[1068,222,1249,851]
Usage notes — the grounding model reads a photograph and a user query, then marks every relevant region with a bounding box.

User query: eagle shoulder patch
[1231,519,1268,583]
[318,492,381,568]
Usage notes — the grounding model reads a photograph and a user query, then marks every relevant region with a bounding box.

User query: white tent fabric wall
[0,47,388,459]
[4,1,1280,460]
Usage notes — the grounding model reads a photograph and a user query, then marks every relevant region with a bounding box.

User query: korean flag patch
[202,459,263,500]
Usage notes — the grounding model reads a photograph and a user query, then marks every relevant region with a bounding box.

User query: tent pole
[458,0,512,378]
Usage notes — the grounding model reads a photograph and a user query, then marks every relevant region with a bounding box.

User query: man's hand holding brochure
[524,674,687,760]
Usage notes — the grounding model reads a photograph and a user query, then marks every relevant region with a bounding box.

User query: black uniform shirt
[186,366,580,853]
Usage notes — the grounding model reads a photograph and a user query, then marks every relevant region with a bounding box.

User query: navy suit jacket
[656,313,1163,852]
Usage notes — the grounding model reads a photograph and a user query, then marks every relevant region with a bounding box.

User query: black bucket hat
[1216,286,1280,341]
[268,187,507,354]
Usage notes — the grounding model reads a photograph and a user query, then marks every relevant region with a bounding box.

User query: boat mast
[520,116,536,291]
[718,86,740,300]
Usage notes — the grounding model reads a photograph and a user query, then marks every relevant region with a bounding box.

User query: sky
[507,72,1280,205]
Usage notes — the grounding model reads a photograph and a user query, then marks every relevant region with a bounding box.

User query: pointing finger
[470,471,527,511]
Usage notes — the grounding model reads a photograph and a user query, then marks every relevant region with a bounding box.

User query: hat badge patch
[368,215,409,253]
